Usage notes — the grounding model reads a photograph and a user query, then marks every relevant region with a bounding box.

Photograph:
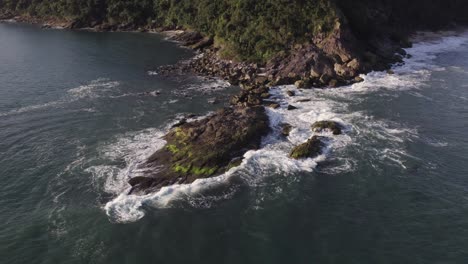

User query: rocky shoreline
[0,11,409,194]
[0,11,432,194]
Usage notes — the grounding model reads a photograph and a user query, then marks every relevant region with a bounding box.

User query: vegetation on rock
[311,120,342,135]
[289,136,325,160]
[128,106,269,194]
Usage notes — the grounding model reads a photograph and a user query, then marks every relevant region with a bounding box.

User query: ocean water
[1,22,468,263]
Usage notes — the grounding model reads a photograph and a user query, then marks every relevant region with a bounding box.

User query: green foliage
[153,0,338,61]
[0,0,338,62]
[165,144,179,154]
[5,0,467,62]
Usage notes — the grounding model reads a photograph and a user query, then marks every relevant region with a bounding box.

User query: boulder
[311,121,343,135]
[287,105,298,110]
[281,123,293,136]
[286,90,296,97]
[290,136,325,159]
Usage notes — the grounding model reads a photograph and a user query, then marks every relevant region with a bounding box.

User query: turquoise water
[1,23,468,263]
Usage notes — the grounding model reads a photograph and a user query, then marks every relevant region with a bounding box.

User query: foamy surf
[100,30,468,223]
[67,78,120,99]
[0,78,120,117]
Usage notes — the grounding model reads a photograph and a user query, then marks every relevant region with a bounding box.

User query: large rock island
[129,106,269,194]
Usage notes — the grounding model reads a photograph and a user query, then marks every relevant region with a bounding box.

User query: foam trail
[0,78,120,117]
[67,78,120,99]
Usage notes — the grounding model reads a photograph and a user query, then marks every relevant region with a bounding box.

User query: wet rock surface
[129,106,270,194]
[290,136,325,160]
[311,121,343,135]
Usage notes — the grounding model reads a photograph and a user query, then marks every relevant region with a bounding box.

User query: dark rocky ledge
[128,106,269,194]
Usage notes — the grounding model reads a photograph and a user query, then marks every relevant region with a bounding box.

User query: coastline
[0,11,461,195]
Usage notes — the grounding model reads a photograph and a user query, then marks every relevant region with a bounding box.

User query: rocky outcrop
[290,136,325,160]
[128,106,269,194]
[0,10,14,20]
[290,120,344,159]
[311,121,343,135]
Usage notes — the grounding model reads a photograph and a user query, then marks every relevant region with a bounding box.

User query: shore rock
[290,136,325,159]
[311,121,343,135]
[129,106,270,194]
[281,123,293,137]
[287,105,298,110]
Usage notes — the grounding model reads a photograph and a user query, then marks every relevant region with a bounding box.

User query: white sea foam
[183,78,231,94]
[0,78,120,117]
[0,100,64,117]
[67,78,120,99]
[101,30,468,223]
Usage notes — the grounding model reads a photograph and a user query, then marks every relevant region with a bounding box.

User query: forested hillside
[1,0,468,63]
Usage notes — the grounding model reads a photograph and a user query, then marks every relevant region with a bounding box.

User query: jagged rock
[311,121,343,135]
[0,11,14,20]
[329,79,338,87]
[129,106,270,194]
[169,31,204,46]
[319,74,331,85]
[290,136,325,159]
[268,103,280,109]
[310,69,321,78]
[280,123,293,136]
[286,90,295,96]
[294,80,306,88]
[354,76,364,82]
[287,105,298,110]
[190,37,214,50]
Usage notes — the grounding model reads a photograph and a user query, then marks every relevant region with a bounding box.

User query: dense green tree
[2,0,468,62]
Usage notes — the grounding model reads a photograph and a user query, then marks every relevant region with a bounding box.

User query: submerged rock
[290,136,325,159]
[129,106,270,194]
[311,121,343,135]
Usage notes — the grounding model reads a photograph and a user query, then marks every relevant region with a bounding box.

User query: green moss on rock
[290,136,325,159]
[129,106,270,194]
[311,120,342,135]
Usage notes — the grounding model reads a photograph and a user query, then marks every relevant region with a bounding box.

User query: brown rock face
[128,106,270,194]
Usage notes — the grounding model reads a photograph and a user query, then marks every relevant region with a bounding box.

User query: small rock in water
[287,105,298,110]
[354,76,364,82]
[280,123,293,137]
[286,90,295,96]
[290,136,325,159]
[267,103,280,109]
[311,120,343,135]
